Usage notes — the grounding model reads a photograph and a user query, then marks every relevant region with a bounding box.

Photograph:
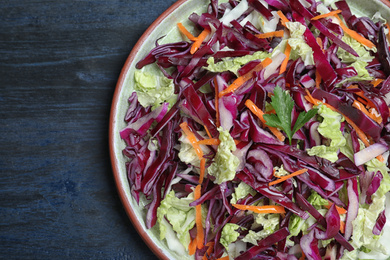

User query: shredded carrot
[346,84,358,90]
[190,29,210,54]
[304,89,316,105]
[340,220,346,234]
[280,42,291,74]
[232,204,286,214]
[177,23,197,41]
[277,10,290,26]
[244,99,286,142]
[214,78,220,128]
[194,185,204,250]
[202,242,215,260]
[316,37,323,49]
[268,168,308,186]
[352,100,382,124]
[315,70,322,89]
[371,78,384,87]
[346,86,377,108]
[325,202,347,215]
[304,95,372,147]
[345,117,371,147]
[198,138,220,145]
[219,58,272,97]
[255,30,284,39]
[188,237,197,255]
[334,14,375,49]
[180,122,204,159]
[377,154,385,162]
[204,124,213,139]
[216,256,230,260]
[311,10,342,20]
[356,92,376,109]
[198,138,240,146]
[314,38,324,89]
[266,109,276,114]
[369,108,383,124]
[299,251,306,260]
[357,97,368,106]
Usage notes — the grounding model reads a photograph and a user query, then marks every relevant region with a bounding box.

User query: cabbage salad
[120,0,390,259]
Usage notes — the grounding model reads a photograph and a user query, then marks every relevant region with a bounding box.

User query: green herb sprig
[263,86,318,144]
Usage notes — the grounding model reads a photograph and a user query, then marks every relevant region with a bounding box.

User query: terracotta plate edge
[109,0,188,259]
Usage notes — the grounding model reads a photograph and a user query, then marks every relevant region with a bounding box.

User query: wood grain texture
[0,0,176,259]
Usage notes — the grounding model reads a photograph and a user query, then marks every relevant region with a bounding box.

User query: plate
[109,1,390,259]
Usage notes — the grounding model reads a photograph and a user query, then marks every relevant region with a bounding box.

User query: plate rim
[109,0,189,259]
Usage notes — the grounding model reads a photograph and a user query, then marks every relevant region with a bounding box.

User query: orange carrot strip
[266,109,276,114]
[177,23,197,41]
[315,38,324,89]
[188,237,197,255]
[232,204,286,214]
[315,70,322,89]
[355,92,376,109]
[197,138,220,145]
[272,168,277,177]
[324,202,347,215]
[255,30,284,39]
[352,100,382,124]
[199,158,206,184]
[269,168,308,186]
[311,10,342,20]
[194,185,204,249]
[214,78,220,128]
[219,58,272,97]
[357,97,368,106]
[277,10,290,26]
[202,242,215,260]
[280,42,291,74]
[334,14,375,49]
[377,154,385,162]
[371,78,384,87]
[180,122,204,159]
[204,124,213,139]
[340,220,346,234]
[346,86,377,108]
[345,117,371,147]
[304,95,372,147]
[198,138,240,146]
[190,29,210,54]
[304,89,316,105]
[368,108,383,124]
[245,99,286,142]
[316,37,323,49]
[299,251,306,260]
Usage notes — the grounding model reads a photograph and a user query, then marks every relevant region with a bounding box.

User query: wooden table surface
[0,0,177,258]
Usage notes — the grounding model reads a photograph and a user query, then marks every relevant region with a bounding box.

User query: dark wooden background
[0,0,177,258]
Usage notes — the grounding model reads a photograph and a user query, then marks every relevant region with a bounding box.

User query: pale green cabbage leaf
[306,104,346,162]
[134,70,177,109]
[208,127,240,184]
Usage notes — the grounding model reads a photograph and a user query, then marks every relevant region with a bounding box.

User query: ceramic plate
[109,1,390,259]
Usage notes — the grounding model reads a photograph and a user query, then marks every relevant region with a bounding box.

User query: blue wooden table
[0,0,177,258]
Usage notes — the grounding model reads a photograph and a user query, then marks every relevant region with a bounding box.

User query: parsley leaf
[263,86,318,144]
